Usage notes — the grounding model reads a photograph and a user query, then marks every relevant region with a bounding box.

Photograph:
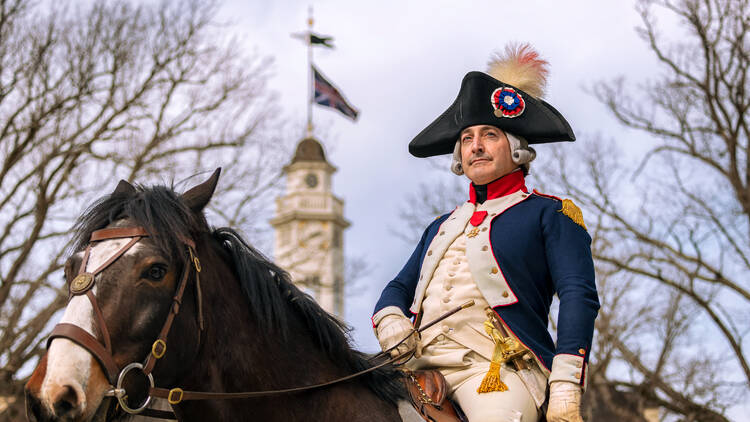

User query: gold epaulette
[560,199,587,230]
[532,190,587,231]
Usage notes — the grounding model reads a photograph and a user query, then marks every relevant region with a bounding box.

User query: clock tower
[270,137,350,316]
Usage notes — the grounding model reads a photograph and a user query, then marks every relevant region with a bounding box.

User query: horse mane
[213,228,405,405]
[72,183,405,405]
[73,184,200,261]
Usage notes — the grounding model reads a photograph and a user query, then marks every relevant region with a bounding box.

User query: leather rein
[48,226,445,421]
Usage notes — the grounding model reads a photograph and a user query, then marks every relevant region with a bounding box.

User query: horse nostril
[51,385,83,418]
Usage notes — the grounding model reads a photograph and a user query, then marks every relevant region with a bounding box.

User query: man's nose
[470,137,484,153]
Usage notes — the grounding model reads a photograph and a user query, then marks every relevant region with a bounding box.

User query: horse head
[25,169,221,422]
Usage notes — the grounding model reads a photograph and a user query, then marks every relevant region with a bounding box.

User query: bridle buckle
[167,388,184,405]
[151,339,167,359]
[189,248,201,272]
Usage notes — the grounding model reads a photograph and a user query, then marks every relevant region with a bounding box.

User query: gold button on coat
[491,267,498,274]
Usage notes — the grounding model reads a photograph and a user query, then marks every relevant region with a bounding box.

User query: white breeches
[408,337,540,422]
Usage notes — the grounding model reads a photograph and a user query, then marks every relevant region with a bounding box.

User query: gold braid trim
[559,199,587,230]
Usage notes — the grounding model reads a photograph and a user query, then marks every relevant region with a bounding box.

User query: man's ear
[181,168,221,214]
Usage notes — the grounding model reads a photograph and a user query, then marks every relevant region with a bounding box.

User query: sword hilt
[484,307,530,370]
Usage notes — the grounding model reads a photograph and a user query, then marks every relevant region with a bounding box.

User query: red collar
[468,170,528,204]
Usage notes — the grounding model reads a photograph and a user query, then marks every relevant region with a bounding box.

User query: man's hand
[375,314,420,360]
[546,381,584,422]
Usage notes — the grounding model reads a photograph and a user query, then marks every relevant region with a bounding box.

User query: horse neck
[173,239,402,422]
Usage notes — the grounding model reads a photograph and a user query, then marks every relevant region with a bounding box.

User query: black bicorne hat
[408,71,575,158]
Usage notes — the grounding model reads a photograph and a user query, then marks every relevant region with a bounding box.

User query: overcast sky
[217,0,664,347]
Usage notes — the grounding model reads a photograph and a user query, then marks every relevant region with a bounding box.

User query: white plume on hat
[487,43,549,99]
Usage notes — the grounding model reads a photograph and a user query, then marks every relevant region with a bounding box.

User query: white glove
[546,381,583,422]
[375,314,420,360]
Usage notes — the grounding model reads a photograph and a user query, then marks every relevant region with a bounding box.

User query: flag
[290,31,334,48]
[312,65,359,121]
[310,34,334,48]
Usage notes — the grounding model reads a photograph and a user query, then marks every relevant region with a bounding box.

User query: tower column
[270,137,350,316]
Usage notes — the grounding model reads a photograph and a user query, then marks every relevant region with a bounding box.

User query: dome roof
[290,137,328,163]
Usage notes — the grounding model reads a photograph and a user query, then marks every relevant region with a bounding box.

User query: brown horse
[25,169,406,421]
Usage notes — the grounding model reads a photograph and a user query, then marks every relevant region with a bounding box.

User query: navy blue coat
[374,188,599,378]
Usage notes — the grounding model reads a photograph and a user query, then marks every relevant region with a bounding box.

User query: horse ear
[182,168,221,213]
[113,180,135,195]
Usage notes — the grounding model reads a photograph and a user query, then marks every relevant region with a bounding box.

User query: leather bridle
[47,225,473,420]
[48,227,203,418]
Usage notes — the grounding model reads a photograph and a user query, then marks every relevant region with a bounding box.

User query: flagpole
[306,6,314,138]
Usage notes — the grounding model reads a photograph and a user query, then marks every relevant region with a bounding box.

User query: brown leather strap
[195,272,204,332]
[49,323,120,384]
[79,246,91,276]
[87,290,112,353]
[90,227,149,241]
[91,236,142,275]
[148,350,411,403]
[143,249,193,375]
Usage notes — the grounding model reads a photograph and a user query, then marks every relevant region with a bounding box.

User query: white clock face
[305,173,318,188]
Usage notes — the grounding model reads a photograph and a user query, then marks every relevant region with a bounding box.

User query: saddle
[403,370,468,422]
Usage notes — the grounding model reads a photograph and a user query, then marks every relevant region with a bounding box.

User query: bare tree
[397,0,748,420]
[390,157,466,242]
[541,0,749,419]
[0,0,291,418]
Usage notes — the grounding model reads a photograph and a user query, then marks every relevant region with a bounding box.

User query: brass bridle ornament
[48,227,202,418]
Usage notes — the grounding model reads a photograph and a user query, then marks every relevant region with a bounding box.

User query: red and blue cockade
[491,87,525,118]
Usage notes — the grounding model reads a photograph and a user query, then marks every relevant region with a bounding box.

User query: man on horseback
[372,45,599,422]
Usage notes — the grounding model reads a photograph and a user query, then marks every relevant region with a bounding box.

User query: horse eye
[144,264,167,282]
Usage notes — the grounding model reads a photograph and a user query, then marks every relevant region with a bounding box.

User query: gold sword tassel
[477,319,509,393]
[477,310,529,393]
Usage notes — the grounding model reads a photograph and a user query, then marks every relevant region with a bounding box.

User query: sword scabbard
[484,307,530,370]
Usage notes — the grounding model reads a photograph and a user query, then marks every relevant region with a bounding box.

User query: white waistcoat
[409,190,530,315]
[420,233,495,361]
